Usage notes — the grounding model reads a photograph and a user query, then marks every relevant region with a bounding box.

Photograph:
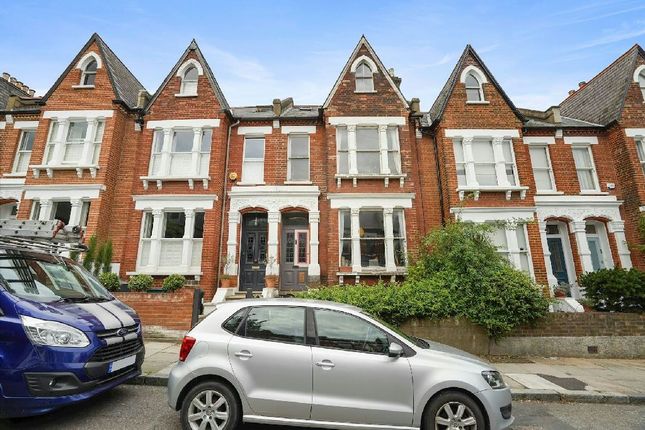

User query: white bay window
[447,129,526,201]
[489,224,532,274]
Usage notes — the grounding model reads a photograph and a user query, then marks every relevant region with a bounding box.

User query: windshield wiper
[56,296,110,303]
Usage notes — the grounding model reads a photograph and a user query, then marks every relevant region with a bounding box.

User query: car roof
[215,298,362,313]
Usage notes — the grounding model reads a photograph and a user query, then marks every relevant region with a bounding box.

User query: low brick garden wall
[401,313,645,358]
[113,288,196,331]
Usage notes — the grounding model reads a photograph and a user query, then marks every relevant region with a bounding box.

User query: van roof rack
[0,220,87,254]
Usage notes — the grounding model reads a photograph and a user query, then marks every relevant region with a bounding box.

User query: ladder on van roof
[0,219,87,254]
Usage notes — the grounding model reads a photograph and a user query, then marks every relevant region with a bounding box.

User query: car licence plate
[109,355,136,373]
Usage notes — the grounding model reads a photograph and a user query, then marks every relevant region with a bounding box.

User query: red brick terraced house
[0,34,643,305]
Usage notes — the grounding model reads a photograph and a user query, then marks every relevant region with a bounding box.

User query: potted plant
[553,285,568,298]
[265,275,279,289]
[221,256,237,289]
[578,297,595,312]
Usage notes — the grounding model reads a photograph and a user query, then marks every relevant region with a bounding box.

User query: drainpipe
[215,113,240,302]
[430,127,446,225]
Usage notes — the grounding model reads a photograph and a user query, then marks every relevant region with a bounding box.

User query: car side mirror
[388,342,403,358]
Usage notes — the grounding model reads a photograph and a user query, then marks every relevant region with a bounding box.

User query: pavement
[140,341,645,404]
[3,385,644,430]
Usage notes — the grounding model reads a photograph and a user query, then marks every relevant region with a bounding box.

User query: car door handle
[235,350,253,359]
[315,360,335,369]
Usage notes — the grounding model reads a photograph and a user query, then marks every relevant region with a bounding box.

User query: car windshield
[362,311,430,349]
[0,248,112,303]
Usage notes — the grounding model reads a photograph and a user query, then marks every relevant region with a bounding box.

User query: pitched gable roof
[145,40,229,111]
[322,36,409,109]
[41,33,146,109]
[560,44,645,126]
[426,45,523,126]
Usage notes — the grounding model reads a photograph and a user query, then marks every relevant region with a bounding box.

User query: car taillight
[179,336,196,362]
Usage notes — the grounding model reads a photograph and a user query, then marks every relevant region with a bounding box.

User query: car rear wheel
[425,390,485,430]
[180,381,241,430]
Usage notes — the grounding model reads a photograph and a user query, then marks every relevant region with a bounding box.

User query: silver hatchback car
[167,299,514,430]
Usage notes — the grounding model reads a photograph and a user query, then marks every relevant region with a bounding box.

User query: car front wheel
[180,381,241,430]
[425,390,485,430]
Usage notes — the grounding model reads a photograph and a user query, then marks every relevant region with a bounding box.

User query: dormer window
[81,59,97,86]
[460,65,488,103]
[355,62,374,92]
[465,72,483,102]
[181,66,198,95]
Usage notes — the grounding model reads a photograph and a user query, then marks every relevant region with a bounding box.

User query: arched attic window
[355,61,374,92]
[81,59,97,86]
[460,66,488,103]
[181,65,199,96]
[639,71,645,100]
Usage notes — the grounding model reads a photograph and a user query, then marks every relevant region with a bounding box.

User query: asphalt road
[2,385,644,430]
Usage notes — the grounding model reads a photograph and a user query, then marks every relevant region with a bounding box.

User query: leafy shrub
[101,240,113,274]
[301,221,550,338]
[162,274,186,292]
[99,272,120,292]
[128,274,154,292]
[579,268,644,312]
[83,235,97,270]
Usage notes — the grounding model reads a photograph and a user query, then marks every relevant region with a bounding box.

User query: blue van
[0,221,144,418]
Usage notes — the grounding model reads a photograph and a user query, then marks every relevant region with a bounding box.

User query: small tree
[83,235,97,271]
[101,240,113,273]
[93,242,105,276]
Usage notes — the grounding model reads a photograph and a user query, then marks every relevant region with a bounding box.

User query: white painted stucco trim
[625,128,645,138]
[43,110,113,120]
[75,51,102,69]
[328,116,406,127]
[0,122,5,129]
[146,119,220,129]
[237,126,273,135]
[328,193,414,209]
[24,184,105,201]
[523,136,556,145]
[459,65,488,84]
[534,195,623,221]
[349,55,379,74]
[564,136,599,145]
[13,121,39,130]
[176,59,204,77]
[451,206,536,222]
[281,125,316,134]
[445,129,520,139]
[132,194,217,211]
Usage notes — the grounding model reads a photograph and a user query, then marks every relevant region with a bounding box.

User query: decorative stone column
[608,220,632,269]
[68,199,83,226]
[181,209,195,271]
[383,208,396,272]
[570,220,594,273]
[50,119,69,165]
[378,125,390,175]
[38,199,52,221]
[308,211,321,281]
[492,137,511,186]
[263,211,280,298]
[347,125,358,175]
[538,221,559,289]
[80,118,97,165]
[462,137,478,186]
[149,209,164,272]
[159,128,173,176]
[350,208,361,273]
[504,225,522,270]
[213,210,240,304]
[190,127,202,175]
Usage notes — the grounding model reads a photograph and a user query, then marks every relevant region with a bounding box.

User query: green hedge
[162,274,186,292]
[579,268,644,312]
[128,274,154,292]
[300,221,550,338]
[98,272,120,292]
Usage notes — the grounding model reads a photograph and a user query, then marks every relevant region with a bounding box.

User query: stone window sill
[174,93,198,98]
[536,191,565,195]
[30,164,99,179]
[72,85,95,89]
[579,191,609,196]
[354,90,378,94]
[127,269,203,277]
[284,180,313,185]
[335,173,407,188]
[3,172,27,178]
[140,175,210,191]
[457,185,529,201]
[466,100,490,105]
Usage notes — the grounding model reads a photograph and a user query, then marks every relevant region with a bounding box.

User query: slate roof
[146,40,229,111]
[0,77,34,110]
[560,44,645,126]
[231,104,320,120]
[518,107,603,128]
[426,45,523,126]
[40,33,146,109]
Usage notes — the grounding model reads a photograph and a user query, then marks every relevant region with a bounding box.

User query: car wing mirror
[388,342,403,358]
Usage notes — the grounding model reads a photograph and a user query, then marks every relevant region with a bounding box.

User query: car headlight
[482,370,507,389]
[21,315,90,348]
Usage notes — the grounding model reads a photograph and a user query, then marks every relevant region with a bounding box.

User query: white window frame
[449,129,524,200]
[80,59,97,86]
[294,229,310,266]
[287,134,310,182]
[241,136,265,184]
[459,66,488,104]
[354,61,375,93]
[636,139,645,176]
[465,72,484,102]
[571,144,600,193]
[176,59,204,97]
[528,144,557,192]
[74,52,102,88]
[180,66,198,96]
[12,129,36,174]
[634,66,645,102]
[335,125,403,176]
[488,223,534,275]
